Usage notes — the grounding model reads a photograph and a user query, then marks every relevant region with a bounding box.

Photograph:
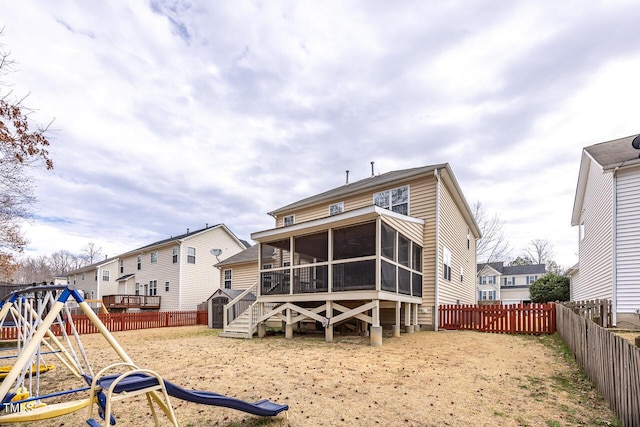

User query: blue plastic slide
[97,373,288,417]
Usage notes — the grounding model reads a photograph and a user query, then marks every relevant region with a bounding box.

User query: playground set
[0,285,288,425]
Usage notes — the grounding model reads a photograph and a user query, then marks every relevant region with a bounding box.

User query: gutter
[434,168,441,331]
[612,166,619,326]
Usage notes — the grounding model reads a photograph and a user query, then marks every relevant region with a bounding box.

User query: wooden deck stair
[219,305,256,339]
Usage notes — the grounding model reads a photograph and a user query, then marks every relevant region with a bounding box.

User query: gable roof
[215,244,277,267]
[573,134,640,225]
[477,262,545,275]
[268,163,481,238]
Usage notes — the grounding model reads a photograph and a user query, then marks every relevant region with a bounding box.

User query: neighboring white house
[477,262,545,305]
[67,224,249,311]
[571,134,640,328]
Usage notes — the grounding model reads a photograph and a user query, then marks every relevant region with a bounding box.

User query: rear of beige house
[219,164,480,342]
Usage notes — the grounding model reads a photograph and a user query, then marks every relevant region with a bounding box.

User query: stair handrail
[223,282,258,330]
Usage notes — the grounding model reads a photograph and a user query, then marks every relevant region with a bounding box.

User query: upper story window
[187,247,196,264]
[526,275,538,285]
[283,215,295,226]
[224,269,232,289]
[81,273,86,280]
[137,255,142,270]
[329,202,344,216]
[150,251,158,263]
[467,229,470,250]
[102,270,110,282]
[479,275,496,285]
[172,246,179,263]
[504,276,516,286]
[119,260,124,274]
[374,185,409,215]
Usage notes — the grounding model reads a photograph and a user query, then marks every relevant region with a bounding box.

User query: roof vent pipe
[345,170,350,184]
[371,161,375,177]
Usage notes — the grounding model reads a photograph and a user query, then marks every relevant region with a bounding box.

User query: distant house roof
[477,262,504,274]
[477,262,545,275]
[267,163,481,238]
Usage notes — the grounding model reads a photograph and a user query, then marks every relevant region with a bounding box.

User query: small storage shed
[207,288,255,329]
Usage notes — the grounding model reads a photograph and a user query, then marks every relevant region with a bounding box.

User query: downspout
[178,242,183,311]
[434,168,441,331]
[612,167,619,326]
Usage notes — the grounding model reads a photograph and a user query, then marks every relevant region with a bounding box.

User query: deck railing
[102,295,161,310]
[223,283,257,329]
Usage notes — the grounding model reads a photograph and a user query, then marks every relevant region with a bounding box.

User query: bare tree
[0,31,53,276]
[524,239,554,265]
[472,201,511,263]
[81,242,103,266]
[49,250,79,276]
[12,255,53,284]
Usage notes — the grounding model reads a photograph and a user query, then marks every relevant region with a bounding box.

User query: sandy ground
[5,326,619,427]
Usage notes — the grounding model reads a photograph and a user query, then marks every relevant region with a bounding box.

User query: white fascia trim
[251,205,424,241]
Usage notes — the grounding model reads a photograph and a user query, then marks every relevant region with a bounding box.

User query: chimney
[345,170,350,185]
[187,228,190,234]
[205,223,208,228]
[371,161,375,177]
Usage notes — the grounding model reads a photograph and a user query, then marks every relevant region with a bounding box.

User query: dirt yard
[9,326,619,426]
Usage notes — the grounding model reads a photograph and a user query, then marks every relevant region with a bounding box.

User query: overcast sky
[2,1,640,269]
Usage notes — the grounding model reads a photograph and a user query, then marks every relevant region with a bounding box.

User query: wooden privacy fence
[556,304,640,427]
[1,310,208,340]
[439,303,556,335]
[561,299,612,328]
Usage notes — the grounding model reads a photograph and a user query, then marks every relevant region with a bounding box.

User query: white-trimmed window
[487,275,496,285]
[505,276,516,286]
[526,275,538,285]
[137,255,142,270]
[374,185,409,215]
[151,251,158,263]
[443,246,452,281]
[224,269,232,289]
[81,273,86,280]
[329,202,344,216]
[165,281,170,292]
[149,280,157,296]
[187,247,196,264]
[119,260,124,274]
[467,229,470,250]
[135,282,140,296]
[172,246,178,263]
[479,290,496,301]
[102,270,110,282]
[283,215,295,226]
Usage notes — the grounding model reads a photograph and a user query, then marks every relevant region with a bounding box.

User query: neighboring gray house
[477,262,545,304]
[571,134,640,328]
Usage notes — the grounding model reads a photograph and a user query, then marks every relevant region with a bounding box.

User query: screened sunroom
[252,205,424,304]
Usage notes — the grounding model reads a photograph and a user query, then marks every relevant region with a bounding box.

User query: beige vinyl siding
[380,216,423,244]
[500,287,530,303]
[437,182,476,305]
[575,160,613,301]
[96,259,119,299]
[615,167,640,313]
[180,227,245,310]
[221,261,259,291]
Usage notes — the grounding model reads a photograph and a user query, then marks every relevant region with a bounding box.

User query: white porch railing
[223,283,257,334]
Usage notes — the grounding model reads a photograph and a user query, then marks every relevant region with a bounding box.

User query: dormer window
[374,185,409,215]
[283,215,295,226]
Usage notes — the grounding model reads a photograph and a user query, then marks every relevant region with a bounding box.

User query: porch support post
[257,302,266,338]
[393,301,401,337]
[325,301,334,342]
[413,304,419,331]
[405,302,414,333]
[370,300,382,346]
[285,308,293,339]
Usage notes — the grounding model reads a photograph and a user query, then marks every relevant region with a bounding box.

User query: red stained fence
[439,303,556,335]
[1,310,208,340]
